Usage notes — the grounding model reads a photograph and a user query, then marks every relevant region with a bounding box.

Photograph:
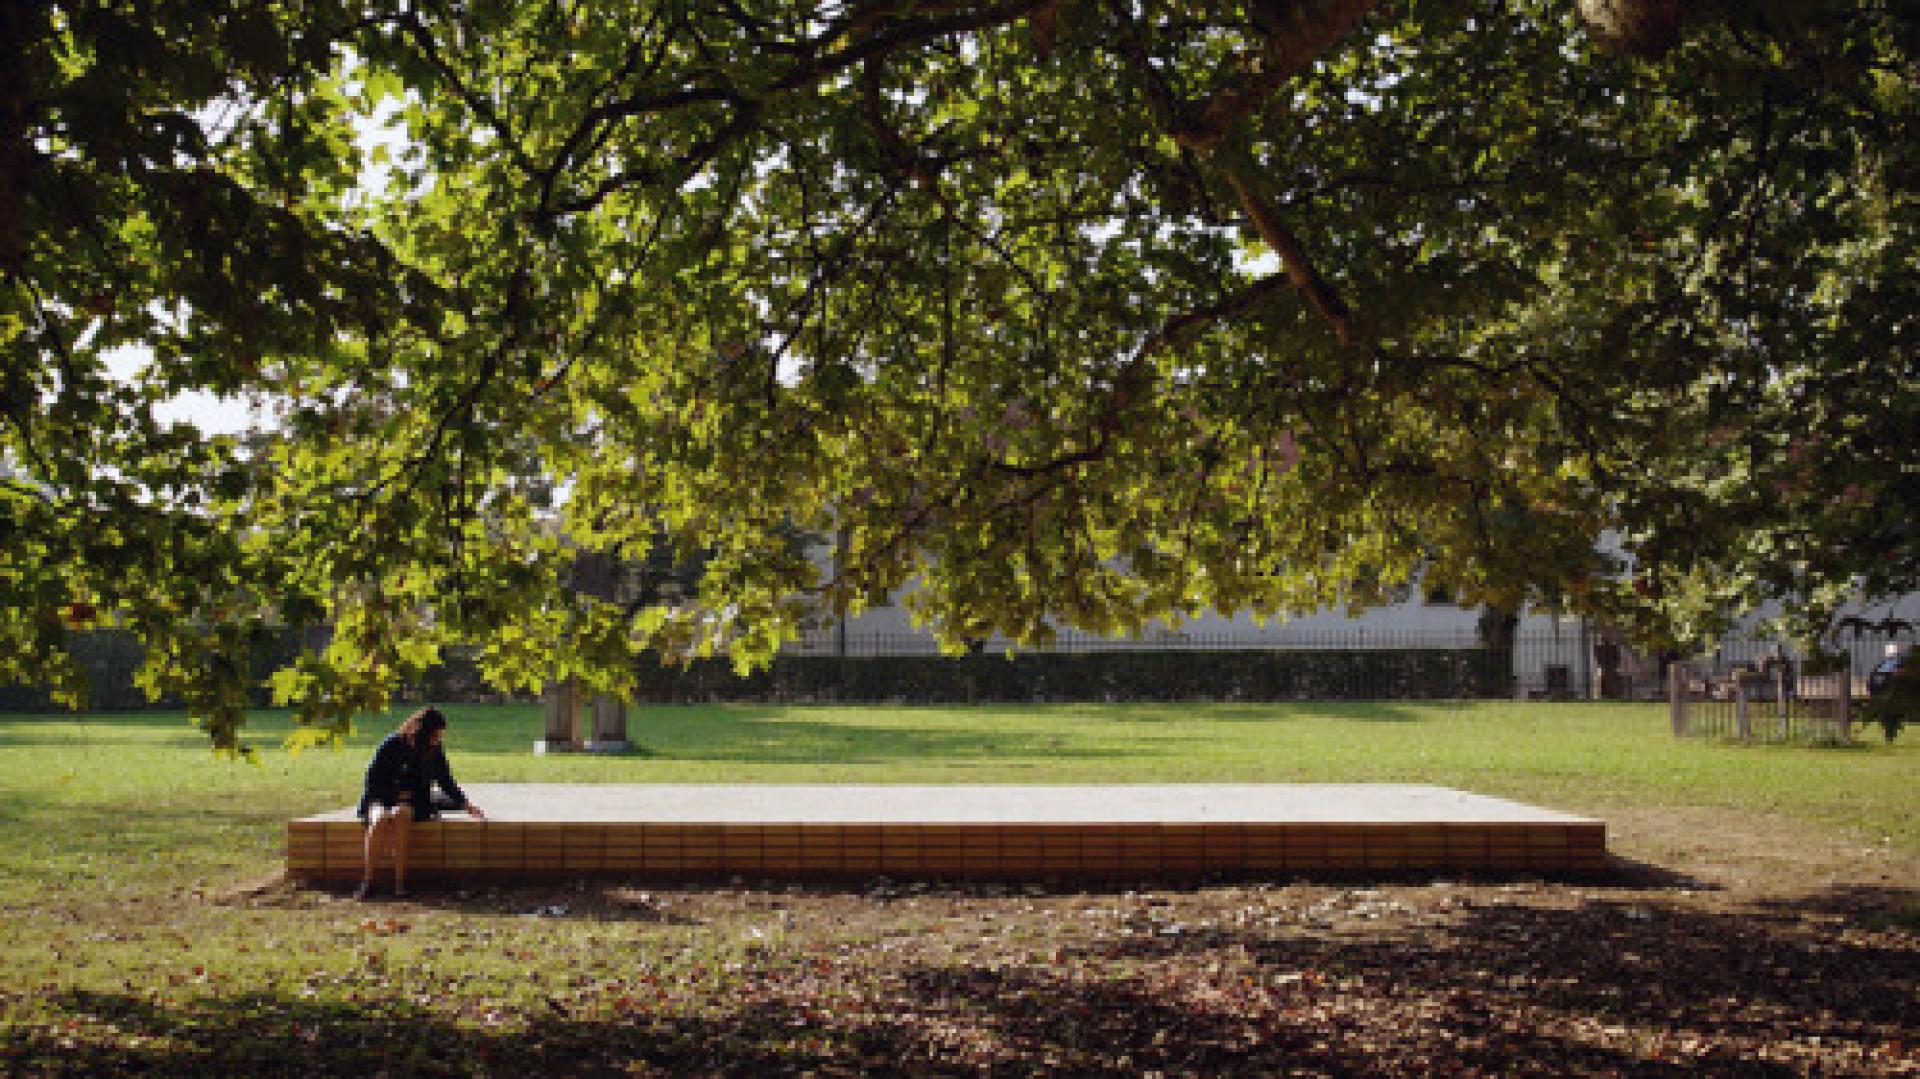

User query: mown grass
[0,702,1913,1075]
[1,701,1914,907]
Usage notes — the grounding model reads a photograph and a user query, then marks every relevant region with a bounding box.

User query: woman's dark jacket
[356,732,468,821]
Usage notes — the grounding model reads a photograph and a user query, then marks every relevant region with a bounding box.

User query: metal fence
[1693,632,1910,684]
[1666,630,1912,743]
[1668,664,1860,743]
[782,628,1628,699]
[780,628,1493,657]
[6,625,1910,714]
[780,626,1916,710]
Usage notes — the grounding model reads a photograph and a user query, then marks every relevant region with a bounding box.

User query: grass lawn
[1,702,1914,1076]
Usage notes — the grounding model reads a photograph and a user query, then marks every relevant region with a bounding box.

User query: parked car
[1867,650,1909,696]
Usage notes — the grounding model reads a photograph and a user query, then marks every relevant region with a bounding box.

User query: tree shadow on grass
[1030,700,1448,724]
[1594,854,1719,891]
[312,704,1155,765]
[278,881,705,927]
[1748,883,1920,932]
[0,789,332,837]
[280,855,1725,935]
[0,711,228,750]
[614,710,1142,766]
[0,699,1469,763]
[24,880,1910,1079]
[17,951,1771,1079]
[1055,883,1918,1066]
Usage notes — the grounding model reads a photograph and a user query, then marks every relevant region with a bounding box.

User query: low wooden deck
[287,784,1607,883]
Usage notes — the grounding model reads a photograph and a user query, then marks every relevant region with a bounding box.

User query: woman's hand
[465,803,486,820]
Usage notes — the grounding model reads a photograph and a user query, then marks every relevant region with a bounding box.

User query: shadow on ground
[12,878,1915,1076]
[571,710,1145,766]
[0,712,231,750]
[265,851,1722,920]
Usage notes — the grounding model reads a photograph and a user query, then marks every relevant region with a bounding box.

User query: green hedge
[0,629,313,712]
[0,631,148,711]
[626,648,1512,704]
[1,635,1510,711]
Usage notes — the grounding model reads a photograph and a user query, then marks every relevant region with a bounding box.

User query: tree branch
[576,0,1049,129]
[1141,271,1293,357]
[396,12,539,179]
[1108,0,1381,153]
[1105,2,1366,344]
[548,103,762,217]
[1221,154,1356,345]
[531,11,672,213]
[861,59,945,186]
[767,186,904,374]
[988,270,1294,480]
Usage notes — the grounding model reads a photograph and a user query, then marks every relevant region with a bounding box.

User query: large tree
[3,0,1914,748]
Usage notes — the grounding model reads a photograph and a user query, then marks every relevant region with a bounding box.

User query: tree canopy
[3,0,1915,748]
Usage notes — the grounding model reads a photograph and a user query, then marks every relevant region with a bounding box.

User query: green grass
[0,702,1913,1074]
[1,700,1912,908]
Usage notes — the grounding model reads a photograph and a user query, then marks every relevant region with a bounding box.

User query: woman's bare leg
[360,809,393,895]
[391,804,415,894]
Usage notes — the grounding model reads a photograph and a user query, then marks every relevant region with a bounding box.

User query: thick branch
[548,103,762,217]
[1181,0,1380,152]
[397,13,538,179]
[1246,0,1384,88]
[1141,271,1293,356]
[571,1,1048,135]
[861,60,943,186]
[1104,2,1365,342]
[533,14,670,211]
[989,271,1294,480]
[1110,0,1381,153]
[1222,157,1355,345]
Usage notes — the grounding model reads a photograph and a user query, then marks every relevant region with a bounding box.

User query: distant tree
[3,0,1913,748]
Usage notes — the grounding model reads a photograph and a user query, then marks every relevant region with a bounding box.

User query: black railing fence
[1694,632,1910,684]
[780,628,1494,656]
[783,627,1912,670]
[775,626,1914,714]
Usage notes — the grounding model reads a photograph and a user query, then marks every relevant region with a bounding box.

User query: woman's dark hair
[397,707,448,749]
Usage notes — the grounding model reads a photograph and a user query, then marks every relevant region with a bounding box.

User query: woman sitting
[355,706,484,899]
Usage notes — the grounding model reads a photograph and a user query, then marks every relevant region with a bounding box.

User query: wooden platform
[287,784,1607,883]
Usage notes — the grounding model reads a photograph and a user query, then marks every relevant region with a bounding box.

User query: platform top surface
[298,784,1601,826]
